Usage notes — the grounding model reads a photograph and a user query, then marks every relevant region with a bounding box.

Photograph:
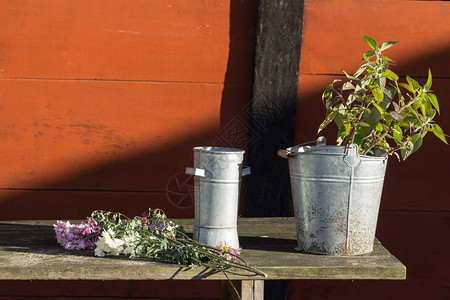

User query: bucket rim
[287,145,387,161]
[193,146,245,154]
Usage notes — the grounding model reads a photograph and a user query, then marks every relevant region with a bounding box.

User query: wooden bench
[0,217,406,299]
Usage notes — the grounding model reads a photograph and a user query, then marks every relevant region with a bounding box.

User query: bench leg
[220,280,264,300]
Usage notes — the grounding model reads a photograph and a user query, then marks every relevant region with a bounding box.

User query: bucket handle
[185,167,206,177]
[277,136,327,159]
[185,167,251,177]
[242,167,251,176]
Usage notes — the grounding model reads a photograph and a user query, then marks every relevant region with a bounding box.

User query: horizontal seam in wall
[0,187,181,194]
[380,209,450,214]
[300,73,450,79]
[0,77,250,86]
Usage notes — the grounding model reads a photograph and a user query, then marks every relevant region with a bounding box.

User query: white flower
[94,238,107,257]
[122,233,139,255]
[94,229,125,257]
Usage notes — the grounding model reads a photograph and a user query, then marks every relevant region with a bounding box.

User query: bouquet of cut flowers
[54,208,264,277]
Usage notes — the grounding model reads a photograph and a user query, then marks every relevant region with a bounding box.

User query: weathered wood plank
[300,0,450,77]
[0,190,194,221]
[0,79,251,187]
[0,0,257,83]
[0,218,406,281]
[221,280,263,300]
[0,280,219,299]
[0,79,231,190]
[289,211,450,299]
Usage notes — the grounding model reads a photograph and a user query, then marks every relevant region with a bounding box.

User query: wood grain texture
[0,280,220,299]
[0,190,194,220]
[0,218,406,281]
[288,211,450,300]
[245,0,304,218]
[0,0,257,84]
[300,0,450,77]
[0,79,222,190]
[0,0,257,221]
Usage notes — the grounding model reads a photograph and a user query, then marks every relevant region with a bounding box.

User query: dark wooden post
[246,0,304,217]
[245,1,304,299]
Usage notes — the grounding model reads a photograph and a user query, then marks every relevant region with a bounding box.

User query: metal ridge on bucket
[288,145,387,161]
[193,146,245,154]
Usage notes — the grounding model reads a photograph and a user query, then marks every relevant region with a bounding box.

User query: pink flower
[53,220,100,250]
[53,221,85,250]
[217,241,241,261]
[80,219,101,236]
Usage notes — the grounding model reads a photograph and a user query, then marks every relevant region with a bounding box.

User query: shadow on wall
[296,45,450,212]
[0,0,258,221]
[291,46,450,300]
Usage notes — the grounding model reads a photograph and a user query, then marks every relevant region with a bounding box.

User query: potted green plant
[279,34,447,255]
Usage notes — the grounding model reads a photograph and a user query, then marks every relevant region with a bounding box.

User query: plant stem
[362,121,393,155]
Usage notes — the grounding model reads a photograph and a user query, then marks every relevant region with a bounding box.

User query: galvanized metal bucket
[281,137,387,255]
[186,147,250,249]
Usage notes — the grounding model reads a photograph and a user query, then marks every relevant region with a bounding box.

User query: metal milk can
[186,147,250,249]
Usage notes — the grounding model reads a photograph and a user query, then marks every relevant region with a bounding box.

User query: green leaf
[342,82,355,91]
[343,70,362,86]
[392,125,402,143]
[382,86,396,105]
[378,76,387,88]
[390,111,406,121]
[425,107,436,120]
[381,56,395,63]
[424,69,432,91]
[376,123,384,132]
[401,140,414,160]
[363,50,376,62]
[392,101,400,111]
[427,93,440,115]
[406,76,420,92]
[382,69,399,81]
[334,104,345,128]
[344,122,352,135]
[398,82,415,93]
[411,133,425,155]
[430,124,448,145]
[378,41,399,52]
[373,102,384,114]
[359,121,370,127]
[325,97,340,110]
[354,65,367,77]
[361,34,378,51]
[318,110,338,133]
[393,131,402,144]
[371,86,384,103]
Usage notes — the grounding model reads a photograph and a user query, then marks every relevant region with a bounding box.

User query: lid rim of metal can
[193,146,245,154]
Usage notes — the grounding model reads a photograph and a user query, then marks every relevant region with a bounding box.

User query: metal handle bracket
[185,167,206,177]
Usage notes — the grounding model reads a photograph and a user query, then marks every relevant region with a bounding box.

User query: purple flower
[53,219,102,250]
[53,221,87,250]
[80,219,101,236]
[157,223,166,232]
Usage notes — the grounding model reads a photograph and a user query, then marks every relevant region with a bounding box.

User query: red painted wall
[293,0,450,299]
[0,0,257,220]
[0,0,448,299]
